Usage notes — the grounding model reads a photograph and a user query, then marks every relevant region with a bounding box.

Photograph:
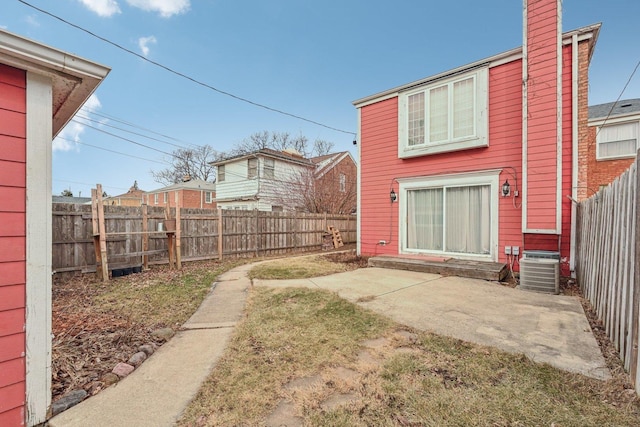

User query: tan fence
[575,160,639,391]
[53,204,356,273]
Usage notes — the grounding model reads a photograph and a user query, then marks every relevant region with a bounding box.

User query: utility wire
[56,135,170,165]
[88,110,199,147]
[18,0,357,136]
[595,57,640,136]
[74,114,191,150]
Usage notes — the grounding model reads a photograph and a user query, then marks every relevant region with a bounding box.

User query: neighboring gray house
[211,148,314,211]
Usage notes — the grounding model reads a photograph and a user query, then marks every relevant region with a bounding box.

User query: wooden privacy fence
[575,159,639,392]
[52,204,356,274]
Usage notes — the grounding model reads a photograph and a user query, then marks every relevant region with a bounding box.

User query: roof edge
[352,23,601,108]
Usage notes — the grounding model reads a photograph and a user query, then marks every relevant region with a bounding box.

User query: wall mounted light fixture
[502,180,511,197]
[390,189,397,203]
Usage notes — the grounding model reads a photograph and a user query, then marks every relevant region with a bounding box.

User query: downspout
[521,0,529,233]
[570,33,579,276]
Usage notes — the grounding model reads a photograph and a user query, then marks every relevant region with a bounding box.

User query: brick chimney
[522,0,562,233]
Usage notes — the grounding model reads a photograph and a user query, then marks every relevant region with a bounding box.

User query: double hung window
[596,121,639,160]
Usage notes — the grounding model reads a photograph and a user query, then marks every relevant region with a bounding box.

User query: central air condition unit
[519,257,560,294]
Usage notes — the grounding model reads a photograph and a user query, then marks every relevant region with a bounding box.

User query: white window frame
[205,191,212,203]
[398,170,500,261]
[264,158,275,179]
[154,193,158,205]
[339,173,346,192]
[163,192,168,203]
[398,67,488,158]
[218,165,225,182]
[595,120,640,160]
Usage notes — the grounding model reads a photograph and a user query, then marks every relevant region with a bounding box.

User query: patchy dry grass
[180,287,640,427]
[179,287,392,426]
[248,251,368,280]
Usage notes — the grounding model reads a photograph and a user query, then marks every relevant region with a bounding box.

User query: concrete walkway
[48,264,253,427]
[254,267,610,380]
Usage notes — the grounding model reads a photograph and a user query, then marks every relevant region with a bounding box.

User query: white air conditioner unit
[519,257,559,294]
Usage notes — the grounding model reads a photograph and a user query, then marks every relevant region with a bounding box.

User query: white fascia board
[589,114,640,127]
[0,29,110,136]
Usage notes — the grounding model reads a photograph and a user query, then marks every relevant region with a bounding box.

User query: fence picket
[577,158,639,393]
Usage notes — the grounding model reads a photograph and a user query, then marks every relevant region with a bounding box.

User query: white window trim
[339,173,346,192]
[163,192,168,203]
[398,67,489,158]
[398,169,500,261]
[205,191,212,203]
[218,165,225,182]
[264,158,275,179]
[154,193,158,205]
[595,121,640,161]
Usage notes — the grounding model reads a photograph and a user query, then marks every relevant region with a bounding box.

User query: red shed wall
[0,63,27,426]
[359,59,524,264]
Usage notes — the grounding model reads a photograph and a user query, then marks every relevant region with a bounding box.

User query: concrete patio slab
[255,267,610,380]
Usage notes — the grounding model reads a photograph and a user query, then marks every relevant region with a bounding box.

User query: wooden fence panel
[576,160,639,392]
[53,206,356,273]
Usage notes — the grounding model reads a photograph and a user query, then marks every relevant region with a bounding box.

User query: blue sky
[2,0,639,197]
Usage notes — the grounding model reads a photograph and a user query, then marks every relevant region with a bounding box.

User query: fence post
[218,208,223,260]
[142,204,149,270]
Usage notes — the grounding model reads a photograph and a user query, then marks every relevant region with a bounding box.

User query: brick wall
[316,155,357,214]
[578,40,634,200]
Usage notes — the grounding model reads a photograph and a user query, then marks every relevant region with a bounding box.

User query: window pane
[429,85,448,142]
[445,185,490,254]
[453,78,474,138]
[248,158,257,179]
[599,123,638,158]
[408,92,425,146]
[407,188,443,250]
[218,165,225,182]
[264,158,275,179]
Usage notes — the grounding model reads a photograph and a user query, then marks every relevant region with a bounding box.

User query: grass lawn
[179,255,640,427]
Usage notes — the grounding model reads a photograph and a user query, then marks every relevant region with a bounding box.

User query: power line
[74,114,190,150]
[56,135,170,165]
[18,0,357,137]
[76,121,176,157]
[88,110,199,148]
[595,57,640,135]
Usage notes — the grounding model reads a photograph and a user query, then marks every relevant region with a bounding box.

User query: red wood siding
[0,63,27,424]
[359,59,525,264]
[525,0,560,230]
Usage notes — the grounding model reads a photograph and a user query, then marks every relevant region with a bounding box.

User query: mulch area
[51,273,155,400]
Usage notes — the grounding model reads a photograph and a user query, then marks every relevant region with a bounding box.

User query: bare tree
[312,139,334,157]
[151,144,221,185]
[277,168,356,214]
[60,189,73,197]
[227,131,334,158]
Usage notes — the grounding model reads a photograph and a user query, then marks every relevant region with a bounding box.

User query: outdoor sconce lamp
[390,189,397,203]
[502,180,511,197]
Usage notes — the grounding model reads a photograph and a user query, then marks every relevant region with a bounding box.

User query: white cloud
[77,0,122,17]
[25,15,40,27]
[53,94,103,152]
[138,35,157,57]
[126,0,190,18]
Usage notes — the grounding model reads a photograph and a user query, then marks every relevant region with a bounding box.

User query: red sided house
[353,0,599,277]
[578,98,640,200]
[0,30,109,426]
